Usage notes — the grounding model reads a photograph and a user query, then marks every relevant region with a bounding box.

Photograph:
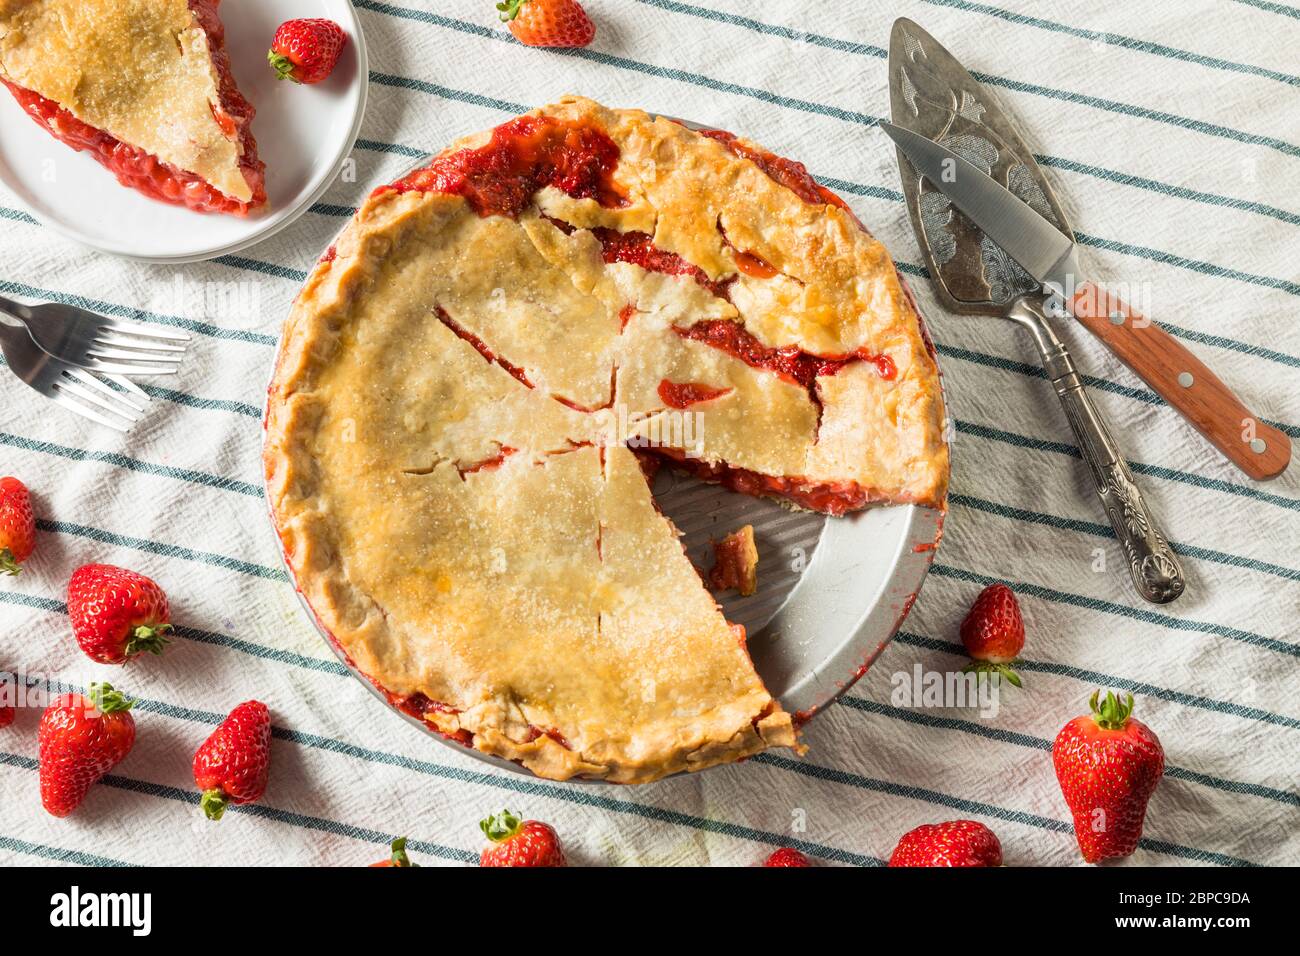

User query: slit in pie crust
[264,96,949,784]
[0,0,265,215]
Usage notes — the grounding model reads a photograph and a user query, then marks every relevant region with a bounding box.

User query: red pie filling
[457,446,516,477]
[392,692,474,747]
[593,228,736,300]
[657,380,732,408]
[435,306,533,388]
[648,448,872,517]
[707,526,758,596]
[699,128,850,213]
[674,319,896,391]
[389,114,627,216]
[732,248,778,279]
[0,0,264,215]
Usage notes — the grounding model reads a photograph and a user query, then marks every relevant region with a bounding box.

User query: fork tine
[54,374,142,422]
[82,359,179,376]
[66,368,147,411]
[102,373,149,400]
[86,346,184,363]
[99,321,191,342]
[49,390,130,432]
[93,334,187,353]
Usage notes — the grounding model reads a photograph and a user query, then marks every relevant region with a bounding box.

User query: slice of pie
[0,0,265,215]
[264,96,948,783]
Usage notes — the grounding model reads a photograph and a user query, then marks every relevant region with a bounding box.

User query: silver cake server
[885,17,1185,604]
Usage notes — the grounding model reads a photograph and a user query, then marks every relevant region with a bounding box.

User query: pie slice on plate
[264,96,949,784]
[0,0,265,215]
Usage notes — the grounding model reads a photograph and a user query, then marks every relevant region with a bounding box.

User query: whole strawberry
[763,847,811,867]
[370,837,419,867]
[0,476,36,574]
[479,810,566,867]
[268,18,347,84]
[960,582,1024,686]
[193,700,271,821]
[1053,691,1164,863]
[497,0,595,48]
[888,820,1002,867]
[39,682,136,817]
[67,564,172,665]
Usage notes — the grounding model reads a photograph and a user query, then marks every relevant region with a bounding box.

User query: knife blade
[879,121,1080,297]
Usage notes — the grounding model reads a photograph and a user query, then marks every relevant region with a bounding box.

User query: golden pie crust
[0,0,256,202]
[264,96,948,784]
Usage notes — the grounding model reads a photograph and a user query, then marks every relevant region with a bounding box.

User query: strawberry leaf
[127,622,172,658]
[267,50,300,82]
[87,681,133,714]
[389,837,418,867]
[497,0,528,23]
[480,809,522,841]
[200,788,229,821]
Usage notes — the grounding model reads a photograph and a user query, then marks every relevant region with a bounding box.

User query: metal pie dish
[263,117,949,783]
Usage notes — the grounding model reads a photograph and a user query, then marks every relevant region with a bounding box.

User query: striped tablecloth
[1,0,1296,867]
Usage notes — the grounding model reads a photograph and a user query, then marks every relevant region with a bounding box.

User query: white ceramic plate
[0,0,367,263]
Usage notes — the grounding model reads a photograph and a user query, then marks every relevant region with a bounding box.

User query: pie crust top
[264,96,949,784]
[0,0,257,203]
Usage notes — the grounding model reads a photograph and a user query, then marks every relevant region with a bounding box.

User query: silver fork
[0,293,188,376]
[0,318,147,431]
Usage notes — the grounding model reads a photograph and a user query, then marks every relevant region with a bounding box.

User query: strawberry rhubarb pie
[264,97,948,783]
[0,0,265,215]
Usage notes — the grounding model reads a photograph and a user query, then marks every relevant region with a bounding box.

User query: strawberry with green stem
[67,564,172,664]
[1053,691,1164,863]
[496,0,595,48]
[193,700,271,821]
[959,582,1024,687]
[0,476,35,575]
[268,19,347,84]
[479,810,566,867]
[39,682,136,817]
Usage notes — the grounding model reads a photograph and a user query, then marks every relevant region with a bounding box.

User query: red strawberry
[193,700,271,821]
[478,810,566,867]
[888,820,1003,867]
[960,582,1024,686]
[268,19,347,84]
[0,476,35,574]
[1052,691,1164,863]
[67,564,172,665]
[370,836,419,867]
[38,682,136,817]
[497,0,595,48]
[763,847,811,867]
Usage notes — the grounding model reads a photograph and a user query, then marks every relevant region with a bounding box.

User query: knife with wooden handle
[1070,284,1290,480]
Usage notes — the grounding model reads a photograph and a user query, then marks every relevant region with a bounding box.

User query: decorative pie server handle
[1009,296,1186,605]
[1069,283,1291,481]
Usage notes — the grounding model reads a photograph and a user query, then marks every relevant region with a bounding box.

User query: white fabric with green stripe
[0,0,1296,866]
